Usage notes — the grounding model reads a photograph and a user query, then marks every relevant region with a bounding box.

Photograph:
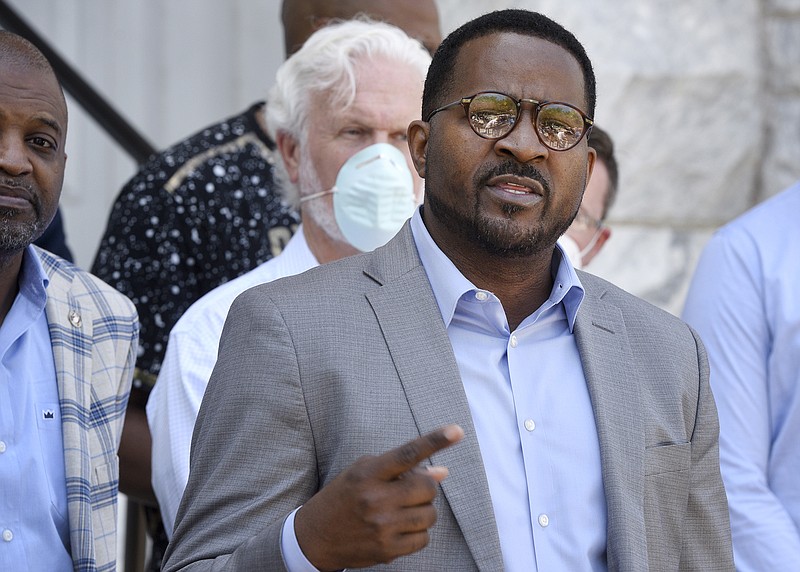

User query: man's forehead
[454,32,577,72]
[0,61,67,123]
[0,105,63,134]
[310,62,420,128]
[448,33,586,105]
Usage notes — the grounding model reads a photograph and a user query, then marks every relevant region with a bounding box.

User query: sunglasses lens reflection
[467,92,588,150]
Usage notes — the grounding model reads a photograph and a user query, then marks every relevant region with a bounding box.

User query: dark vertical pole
[0,0,156,164]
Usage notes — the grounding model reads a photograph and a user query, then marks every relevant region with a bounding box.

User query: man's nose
[372,132,391,145]
[493,107,549,164]
[0,136,33,176]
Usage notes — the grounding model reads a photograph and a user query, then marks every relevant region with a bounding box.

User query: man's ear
[276,131,301,183]
[585,146,596,190]
[407,120,430,179]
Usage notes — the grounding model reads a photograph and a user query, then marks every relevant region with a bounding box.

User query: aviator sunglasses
[425,91,593,151]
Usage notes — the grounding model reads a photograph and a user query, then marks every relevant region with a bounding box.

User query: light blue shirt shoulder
[0,246,71,571]
[682,182,800,570]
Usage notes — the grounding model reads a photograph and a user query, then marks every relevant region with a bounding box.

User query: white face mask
[301,143,416,252]
[557,234,586,270]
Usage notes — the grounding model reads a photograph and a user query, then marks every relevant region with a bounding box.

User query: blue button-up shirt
[412,209,607,571]
[0,246,72,570]
[283,211,608,571]
[682,183,800,570]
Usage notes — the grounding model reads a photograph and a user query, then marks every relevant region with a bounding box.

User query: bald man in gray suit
[165,10,733,572]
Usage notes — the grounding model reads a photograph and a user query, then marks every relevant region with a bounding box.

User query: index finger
[373,424,464,481]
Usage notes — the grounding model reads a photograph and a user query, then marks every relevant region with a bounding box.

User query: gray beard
[0,210,42,254]
[297,151,349,245]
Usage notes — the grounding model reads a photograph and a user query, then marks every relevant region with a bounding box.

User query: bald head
[282,0,441,56]
[0,30,68,257]
[0,30,54,69]
[0,31,66,116]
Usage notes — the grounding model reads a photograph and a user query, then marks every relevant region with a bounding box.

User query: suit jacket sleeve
[163,287,316,571]
[680,328,734,570]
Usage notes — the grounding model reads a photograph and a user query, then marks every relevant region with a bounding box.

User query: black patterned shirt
[92,102,299,390]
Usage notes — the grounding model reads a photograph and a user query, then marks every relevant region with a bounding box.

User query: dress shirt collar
[283,224,319,268]
[409,207,584,330]
[19,246,49,313]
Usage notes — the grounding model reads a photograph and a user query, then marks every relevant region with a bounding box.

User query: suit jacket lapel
[574,280,647,569]
[364,228,505,571]
[42,254,96,570]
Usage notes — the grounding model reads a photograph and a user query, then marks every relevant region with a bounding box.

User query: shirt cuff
[280,507,322,572]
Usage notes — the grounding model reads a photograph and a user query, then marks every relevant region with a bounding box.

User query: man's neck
[421,212,556,331]
[301,221,358,265]
[452,249,555,331]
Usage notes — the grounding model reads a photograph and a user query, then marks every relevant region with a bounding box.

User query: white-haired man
[147,18,430,538]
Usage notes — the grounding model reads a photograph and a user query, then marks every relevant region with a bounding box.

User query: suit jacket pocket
[644,442,692,570]
[90,458,120,570]
[644,441,690,476]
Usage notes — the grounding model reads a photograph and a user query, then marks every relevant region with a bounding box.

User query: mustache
[0,178,33,191]
[0,177,40,212]
[473,161,551,195]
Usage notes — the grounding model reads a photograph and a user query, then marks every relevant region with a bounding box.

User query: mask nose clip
[332,143,417,252]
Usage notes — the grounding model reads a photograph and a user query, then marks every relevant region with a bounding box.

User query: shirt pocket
[34,401,69,526]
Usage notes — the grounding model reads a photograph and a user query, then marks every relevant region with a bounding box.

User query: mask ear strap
[299,187,337,204]
[579,226,604,259]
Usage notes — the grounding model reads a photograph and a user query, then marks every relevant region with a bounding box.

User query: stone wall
[438,0,800,315]
[4,0,800,315]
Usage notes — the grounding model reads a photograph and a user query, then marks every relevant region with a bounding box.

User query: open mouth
[486,174,544,196]
[499,181,534,195]
[485,174,545,206]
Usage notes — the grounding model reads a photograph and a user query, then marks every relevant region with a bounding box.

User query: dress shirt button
[2,529,12,542]
[538,514,550,528]
[0,441,6,453]
[524,419,536,432]
[510,335,518,348]
[475,290,488,301]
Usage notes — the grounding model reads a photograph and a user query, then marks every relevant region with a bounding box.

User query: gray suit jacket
[164,224,733,571]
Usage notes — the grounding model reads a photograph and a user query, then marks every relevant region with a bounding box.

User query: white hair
[266,17,431,207]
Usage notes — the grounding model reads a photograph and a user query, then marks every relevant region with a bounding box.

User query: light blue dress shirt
[682,182,800,570]
[0,246,72,571]
[411,209,607,571]
[282,210,608,570]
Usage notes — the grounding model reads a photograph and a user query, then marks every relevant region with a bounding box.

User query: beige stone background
[3,1,799,569]
[5,0,800,318]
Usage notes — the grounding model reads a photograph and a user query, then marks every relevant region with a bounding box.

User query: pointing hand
[294,424,464,571]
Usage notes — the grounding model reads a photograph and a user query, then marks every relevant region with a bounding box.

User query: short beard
[0,211,42,252]
[427,160,575,258]
[426,191,543,257]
